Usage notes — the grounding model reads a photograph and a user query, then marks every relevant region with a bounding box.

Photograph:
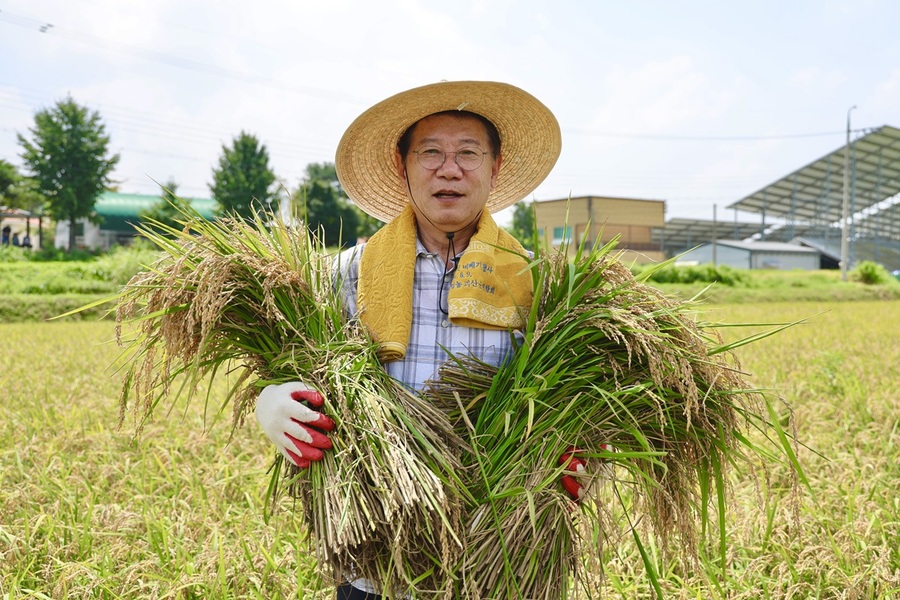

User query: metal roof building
[55,191,216,250]
[655,218,762,255]
[726,125,900,271]
[676,239,821,271]
[92,192,216,232]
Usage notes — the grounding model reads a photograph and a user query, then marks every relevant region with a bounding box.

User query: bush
[87,244,161,285]
[0,244,102,263]
[0,245,28,263]
[849,260,893,285]
[0,244,160,295]
[27,246,101,262]
[633,263,750,286]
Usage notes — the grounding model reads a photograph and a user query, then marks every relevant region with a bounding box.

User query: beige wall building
[533,195,666,264]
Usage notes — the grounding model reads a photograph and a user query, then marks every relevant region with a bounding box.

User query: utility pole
[840,105,856,281]
[712,203,718,266]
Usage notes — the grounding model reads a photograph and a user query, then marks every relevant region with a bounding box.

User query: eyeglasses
[412,147,490,171]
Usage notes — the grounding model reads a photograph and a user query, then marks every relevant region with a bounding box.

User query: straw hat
[335,80,561,222]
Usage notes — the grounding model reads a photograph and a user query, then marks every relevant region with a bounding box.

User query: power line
[0,88,335,162]
[3,10,875,147]
[0,9,368,106]
[563,127,858,142]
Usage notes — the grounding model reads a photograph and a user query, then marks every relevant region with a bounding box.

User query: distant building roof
[655,217,762,249]
[538,194,666,205]
[94,192,216,232]
[711,239,818,253]
[728,125,900,224]
[0,206,36,218]
[791,237,842,260]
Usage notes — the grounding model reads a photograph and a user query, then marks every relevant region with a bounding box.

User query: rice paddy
[2,298,899,598]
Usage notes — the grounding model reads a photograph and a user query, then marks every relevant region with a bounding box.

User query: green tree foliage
[295,162,381,246]
[297,176,359,247]
[355,206,384,239]
[0,160,18,204]
[508,199,536,249]
[17,97,119,250]
[0,165,43,213]
[140,179,195,233]
[209,131,276,219]
[304,162,341,188]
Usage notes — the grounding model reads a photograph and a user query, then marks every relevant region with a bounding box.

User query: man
[254,81,586,598]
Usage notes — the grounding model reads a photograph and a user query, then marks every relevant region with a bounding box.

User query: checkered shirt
[334,239,520,392]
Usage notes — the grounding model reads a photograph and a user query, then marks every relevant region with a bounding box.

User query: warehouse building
[727,125,900,272]
[533,195,665,264]
[56,191,216,250]
[675,239,821,271]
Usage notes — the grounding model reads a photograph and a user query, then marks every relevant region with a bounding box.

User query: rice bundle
[114,209,794,599]
[423,239,787,599]
[114,213,466,597]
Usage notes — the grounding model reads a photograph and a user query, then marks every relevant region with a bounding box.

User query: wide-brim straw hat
[335,80,561,222]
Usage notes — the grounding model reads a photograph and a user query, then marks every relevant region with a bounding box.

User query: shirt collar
[415,237,429,256]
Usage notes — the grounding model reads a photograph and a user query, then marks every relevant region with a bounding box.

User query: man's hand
[559,446,588,501]
[255,381,336,468]
[559,444,612,501]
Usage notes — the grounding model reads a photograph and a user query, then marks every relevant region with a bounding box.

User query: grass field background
[2,298,899,597]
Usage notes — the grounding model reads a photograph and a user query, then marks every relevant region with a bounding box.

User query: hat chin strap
[404,174,483,315]
[404,171,483,242]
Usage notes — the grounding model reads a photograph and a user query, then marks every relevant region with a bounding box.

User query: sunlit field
[2,300,899,598]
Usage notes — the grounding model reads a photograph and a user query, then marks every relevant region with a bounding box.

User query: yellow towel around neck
[357,205,533,361]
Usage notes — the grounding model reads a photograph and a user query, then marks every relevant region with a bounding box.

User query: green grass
[2,300,899,598]
[654,268,900,303]
[2,245,899,322]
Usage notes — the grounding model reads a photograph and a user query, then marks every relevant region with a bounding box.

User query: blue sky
[1,0,897,224]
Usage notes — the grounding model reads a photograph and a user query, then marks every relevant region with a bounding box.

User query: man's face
[395,113,501,236]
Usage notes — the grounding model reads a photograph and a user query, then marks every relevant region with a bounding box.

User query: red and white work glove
[255,381,336,469]
[559,444,612,501]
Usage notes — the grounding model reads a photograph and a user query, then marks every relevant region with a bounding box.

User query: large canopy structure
[727,125,900,269]
[655,218,762,255]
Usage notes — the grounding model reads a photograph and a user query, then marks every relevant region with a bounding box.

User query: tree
[304,162,342,190]
[0,161,44,213]
[294,162,381,243]
[140,179,195,233]
[17,96,119,251]
[508,199,536,250]
[0,160,18,205]
[354,204,384,239]
[296,174,359,247]
[209,131,276,219]
[4,173,44,214]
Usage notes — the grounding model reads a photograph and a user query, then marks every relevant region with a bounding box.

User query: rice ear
[115,203,795,599]
[423,237,789,598]
[114,210,466,597]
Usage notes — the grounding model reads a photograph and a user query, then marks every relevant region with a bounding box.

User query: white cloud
[788,67,846,94]
[1,0,898,216]
[583,56,738,136]
[864,69,900,122]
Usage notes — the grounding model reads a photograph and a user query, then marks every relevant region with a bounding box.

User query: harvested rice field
[1,299,898,599]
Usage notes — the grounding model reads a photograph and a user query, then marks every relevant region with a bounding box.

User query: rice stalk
[424,238,794,599]
[114,210,467,598]
[112,204,795,599]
